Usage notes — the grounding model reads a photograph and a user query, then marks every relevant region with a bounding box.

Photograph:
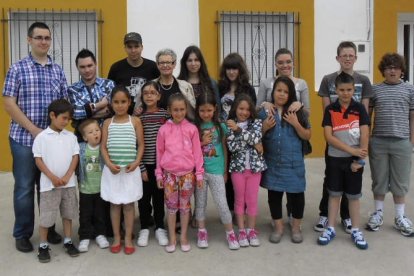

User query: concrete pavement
[1,157,414,276]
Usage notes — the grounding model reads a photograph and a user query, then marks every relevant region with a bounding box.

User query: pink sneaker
[197,229,208,248]
[226,231,240,250]
[238,229,249,247]
[248,229,260,247]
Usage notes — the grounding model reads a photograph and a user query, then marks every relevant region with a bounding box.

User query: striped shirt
[371,81,414,139]
[140,109,169,165]
[107,116,137,166]
[2,54,68,146]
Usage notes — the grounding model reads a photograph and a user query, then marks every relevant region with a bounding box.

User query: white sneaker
[95,235,109,249]
[78,239,90,252]
[155,228,169,246]
[137,229,150,247]
[197,229,208,248]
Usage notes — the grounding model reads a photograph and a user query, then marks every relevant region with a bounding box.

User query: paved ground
[1,158,414,276]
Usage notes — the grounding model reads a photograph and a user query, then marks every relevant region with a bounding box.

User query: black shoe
[38,245,51,263]
[64,241,80,257]
[15,238,34,252]
[47,228,62,244]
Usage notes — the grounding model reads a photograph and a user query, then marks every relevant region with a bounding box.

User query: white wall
[314,0,373,90]
[127,0,200,75]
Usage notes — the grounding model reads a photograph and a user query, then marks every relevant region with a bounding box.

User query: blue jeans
[10,137,40,239]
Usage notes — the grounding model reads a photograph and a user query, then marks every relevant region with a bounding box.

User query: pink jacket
[155,119,204,181]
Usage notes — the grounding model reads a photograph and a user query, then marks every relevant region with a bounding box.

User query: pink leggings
[231,170,262,216]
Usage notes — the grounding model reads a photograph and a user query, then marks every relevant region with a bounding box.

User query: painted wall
[314,0,373,90]
[0,0,126,171]
[126,0,199,75]
[374,0,414,83]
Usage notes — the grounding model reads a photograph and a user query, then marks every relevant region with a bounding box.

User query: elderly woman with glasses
[154,48,196,120]
[257,48,309,115]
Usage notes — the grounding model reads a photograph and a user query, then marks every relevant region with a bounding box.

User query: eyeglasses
[157,61,175,66]
[339,55,356,60]
[142,91,159,96]
[31,36,52,42]
[384,66,401,71]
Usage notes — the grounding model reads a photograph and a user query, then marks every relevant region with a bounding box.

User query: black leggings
[268,190,305,220]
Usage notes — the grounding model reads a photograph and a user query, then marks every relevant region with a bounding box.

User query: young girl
[226,94,266,247]
[194,92,240,250]
[100,85,144,255]
[136,81,169,247]
[259,76,311,244]
[156,93,204,253]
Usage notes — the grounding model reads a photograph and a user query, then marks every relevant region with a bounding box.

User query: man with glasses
[108,32,159,114]
[3,21,67,253]
[314,41,373,234]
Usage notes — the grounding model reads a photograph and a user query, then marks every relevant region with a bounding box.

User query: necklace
[160,81,173,91]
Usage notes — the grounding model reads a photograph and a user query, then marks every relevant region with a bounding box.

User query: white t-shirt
[32,127,80,192]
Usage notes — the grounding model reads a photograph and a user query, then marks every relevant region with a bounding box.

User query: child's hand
[141,171,149,182]
[262,102,275,115]
[108,163,121,174]
[61,173,72,185]
[350,161,363,172]
[50,175,64,187]
[262,114,276,132]
[288,101,303,112]
[157,180,163,189]
[196,180,203,189]
[125,161,139,173]
[133,106,143,116]
[202,131,213,145]
[226,120,239,132]
[283,111,299,126]
[254,143,264,155]
[352,148,368,159]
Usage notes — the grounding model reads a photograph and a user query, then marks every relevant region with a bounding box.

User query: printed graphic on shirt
[220,94,234,121]
[127,77,146,107]
[331,109,361,148]
[202,127,219,157]
[86,154,101,173]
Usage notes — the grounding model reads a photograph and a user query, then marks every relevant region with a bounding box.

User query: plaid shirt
[2,54,68,147]
[68,77,114,120]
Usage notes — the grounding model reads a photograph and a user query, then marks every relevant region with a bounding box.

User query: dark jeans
[138,164,165,229]
[10,137,40,239]
[269,190,305,220]
[78,192,107,240]
[225,151,234,211]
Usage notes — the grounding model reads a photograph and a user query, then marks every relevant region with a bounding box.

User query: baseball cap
[124,32,142,44]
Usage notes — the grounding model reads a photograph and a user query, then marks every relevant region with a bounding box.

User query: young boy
[32,99,80,262]
[366,53,414,237]
[77,119,109,252]
[315,41,373,233]
[318,72,369,250]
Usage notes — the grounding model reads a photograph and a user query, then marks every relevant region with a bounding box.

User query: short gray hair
[156,48,177,62]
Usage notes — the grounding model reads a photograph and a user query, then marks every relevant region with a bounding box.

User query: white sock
[226,230,235,235]
[39,242,48,248]
[375,200,384,212]
[64,237,72,244]
[351,227,359,233]
[395,204,405,218]
[198,228,207,232]
[246,228,252,234]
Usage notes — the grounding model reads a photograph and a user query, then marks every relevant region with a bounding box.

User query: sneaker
[155,228,169,246]
[38,245,50,263]
[95,235,109,249]
[317,227,336,246]
[341,218,352,234]
[137,229,150,247]
[238,229,249,247]
[64,241,80,257]
[247,229,260,247]
[366,210,383,231]
[197,229,208,248]
[394,215,414,237]
[78,239,90,252]
[226,231,240,250]
[314,216,328,232]
[351,230,368,250]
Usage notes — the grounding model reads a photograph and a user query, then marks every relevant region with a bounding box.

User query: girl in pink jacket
[156,93,204,253]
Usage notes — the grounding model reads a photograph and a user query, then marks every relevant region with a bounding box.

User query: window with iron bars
[217,11,300,91]
[2,8,103,84]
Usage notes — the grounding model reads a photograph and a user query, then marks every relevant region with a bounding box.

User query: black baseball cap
[124,32,142,44]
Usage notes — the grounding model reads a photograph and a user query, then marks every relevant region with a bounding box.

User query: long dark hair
[178,45,214,93]
[228,93,256,122]
[195,91,223,141]
[272,76,307,128]
[218,53,251,98]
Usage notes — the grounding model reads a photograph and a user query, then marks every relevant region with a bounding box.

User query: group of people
[3,21,414,264]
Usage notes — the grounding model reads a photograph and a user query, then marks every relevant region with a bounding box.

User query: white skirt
[101,165,143,204]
